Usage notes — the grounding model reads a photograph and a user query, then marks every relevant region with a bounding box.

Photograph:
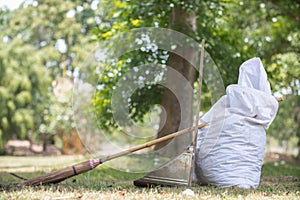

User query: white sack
[194,57,278,188]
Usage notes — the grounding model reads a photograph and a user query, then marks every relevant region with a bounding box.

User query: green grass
[0,156,299,200]
[262,162,300,177]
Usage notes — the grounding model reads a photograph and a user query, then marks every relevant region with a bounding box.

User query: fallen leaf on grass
[74,191,83,199]
[119,189,126,196]
[231,185,239,190]
[157,187,168,194]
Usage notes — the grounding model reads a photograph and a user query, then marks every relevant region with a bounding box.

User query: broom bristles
[22,159,101,186]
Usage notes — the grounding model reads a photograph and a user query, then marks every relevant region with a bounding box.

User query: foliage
[91,0,300,151]
[4,0,97,77]
[268,95,298,144]
[0,37,51,147]
[37,86,76,144]
[0,0,98,148]
[91,0,250,129]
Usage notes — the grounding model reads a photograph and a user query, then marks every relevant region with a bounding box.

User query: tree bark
[296,106,300,160]
[154,6,197,156]
[42,133,48,152]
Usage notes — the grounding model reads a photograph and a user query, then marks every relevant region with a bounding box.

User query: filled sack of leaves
[194,57,278,188]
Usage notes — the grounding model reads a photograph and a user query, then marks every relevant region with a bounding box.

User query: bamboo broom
[21,122,208,186]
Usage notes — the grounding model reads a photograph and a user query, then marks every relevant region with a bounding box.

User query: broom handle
[100,122,208,163]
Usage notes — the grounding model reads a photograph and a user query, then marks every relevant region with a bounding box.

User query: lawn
[0,155,299,200]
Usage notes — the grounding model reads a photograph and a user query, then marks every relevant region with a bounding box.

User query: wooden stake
[188,39,205,186]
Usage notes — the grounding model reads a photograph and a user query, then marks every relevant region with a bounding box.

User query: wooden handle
[189,39,205,185]
[101,122,208,163]
[276,97,283,102]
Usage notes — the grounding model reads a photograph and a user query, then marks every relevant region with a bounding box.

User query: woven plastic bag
[194,57,278,188]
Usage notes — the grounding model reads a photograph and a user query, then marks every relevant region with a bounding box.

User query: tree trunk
[154,6,197,156]
[296,106,300,160]
[42,134,47,152]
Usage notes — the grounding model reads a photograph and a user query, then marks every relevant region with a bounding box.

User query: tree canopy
[0,0,97,148]
[91,0,300,154]
[92,2,299,119]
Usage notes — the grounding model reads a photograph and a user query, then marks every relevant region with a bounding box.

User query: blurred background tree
[0,0,97,153]
[0,36,51,148]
